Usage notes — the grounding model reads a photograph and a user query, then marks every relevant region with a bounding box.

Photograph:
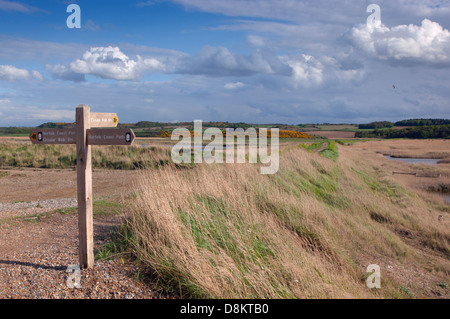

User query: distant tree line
[134,130,165,137]
[38,122,74,128]
[0,127,31,135]
[134,121,258,129]
[135,121,167,128]
[355,125,450,139]
[358,121,394,129]
[393,119,450,127]
[358,118,450,131]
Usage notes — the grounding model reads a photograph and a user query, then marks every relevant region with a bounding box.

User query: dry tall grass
[125,144,449,298]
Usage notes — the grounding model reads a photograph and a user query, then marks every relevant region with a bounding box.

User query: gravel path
[0,246,155,299]
[0,202,164,299]
[0,198,78,220]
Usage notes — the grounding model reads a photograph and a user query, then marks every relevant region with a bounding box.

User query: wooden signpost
[30,128,135,145]
[30,104,135,268]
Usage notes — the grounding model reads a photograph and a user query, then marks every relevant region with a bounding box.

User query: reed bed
[0,140,172,169]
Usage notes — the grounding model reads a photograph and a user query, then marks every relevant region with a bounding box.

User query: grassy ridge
[120,144,449,298]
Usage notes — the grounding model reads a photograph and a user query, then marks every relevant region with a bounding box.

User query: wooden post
[76,104,94,268]
[30,105,133,269]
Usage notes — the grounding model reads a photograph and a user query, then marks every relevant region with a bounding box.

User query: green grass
[54,199,122,217]
[319,141,338,161]
[96,223,134,261]
[335,139,374,145]
[0,211,51,225]
[93,200,122,216]
[299,141,339,161]
[299,141,326,152]
[298,141,339,161]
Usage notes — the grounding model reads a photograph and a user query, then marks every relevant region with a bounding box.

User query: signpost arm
[76,104,94,269]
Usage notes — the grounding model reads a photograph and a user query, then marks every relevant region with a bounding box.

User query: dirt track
[0,168,141,202]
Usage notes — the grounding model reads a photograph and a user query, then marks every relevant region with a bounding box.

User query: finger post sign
[29,105,135,268]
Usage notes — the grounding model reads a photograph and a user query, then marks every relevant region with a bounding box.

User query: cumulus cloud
[0,65,42,81]
[171,46,333,88]
[41,43,364,89]
[69,46,165,81]
[350,19,450,65]
[46,44,333,88]
[175,45,292,77]
[46,46,166,81]
[280,54,324,87]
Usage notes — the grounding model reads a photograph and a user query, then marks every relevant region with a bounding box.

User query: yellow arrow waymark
[30,132,37,142]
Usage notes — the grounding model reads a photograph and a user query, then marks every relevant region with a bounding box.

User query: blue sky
[0,0,449,126]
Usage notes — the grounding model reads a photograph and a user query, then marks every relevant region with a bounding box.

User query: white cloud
[281,54,324,87]
[31,70,43,81]
[0,65,42,81]
[175,45,291,77]
[0,65,29,81]
[68,46,165,81]
[45,44,333,88]
[224,81,245,89]
[351,19,450,65]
